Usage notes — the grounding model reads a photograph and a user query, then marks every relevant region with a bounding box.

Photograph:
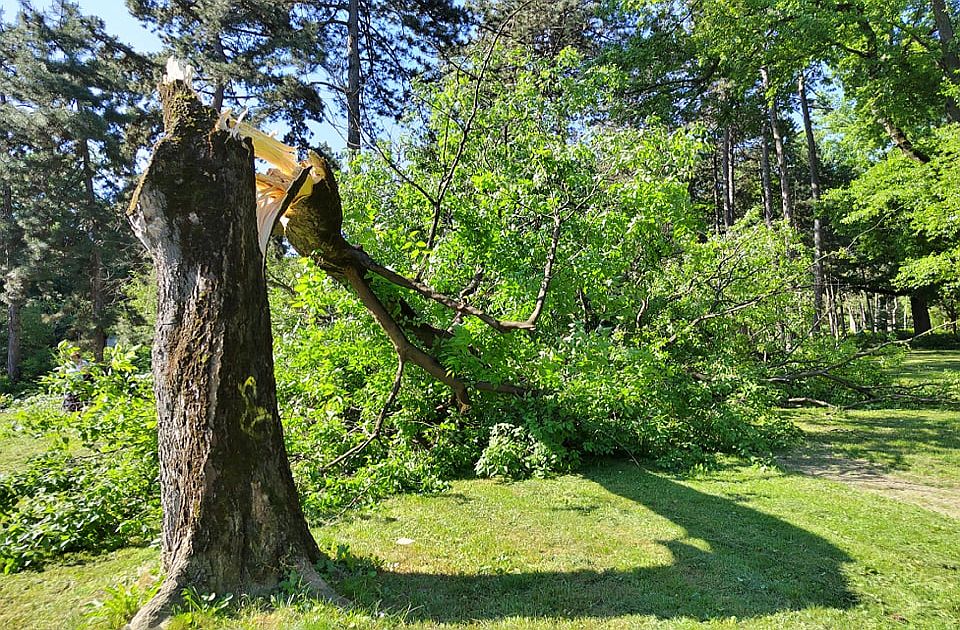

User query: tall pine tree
[127,0,468,149]
[0,0,152,369]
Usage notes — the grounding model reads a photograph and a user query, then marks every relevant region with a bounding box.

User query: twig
[320,357,405,472]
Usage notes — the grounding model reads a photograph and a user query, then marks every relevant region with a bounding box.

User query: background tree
[127,0,469,149]
[0,0,152,370]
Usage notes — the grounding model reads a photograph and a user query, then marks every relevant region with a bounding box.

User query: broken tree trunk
[126,79,340,629]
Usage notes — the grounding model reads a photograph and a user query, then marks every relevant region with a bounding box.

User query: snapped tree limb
[219,112,539,409]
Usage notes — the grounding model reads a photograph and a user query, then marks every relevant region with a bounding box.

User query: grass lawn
[899,350,960,386]
[782,350,960,487]
[2,461,958,629]
[0,404,58,474]
[782,407,960,487]
[0,354,958,629]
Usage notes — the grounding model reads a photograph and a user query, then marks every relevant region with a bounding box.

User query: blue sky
[0,0,347,151]
[0,0,161,51]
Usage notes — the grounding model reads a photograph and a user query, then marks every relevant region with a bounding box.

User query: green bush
[475,422,570,479]
[0,343,159,573]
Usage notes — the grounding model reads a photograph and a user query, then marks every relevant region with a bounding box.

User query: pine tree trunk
[346,0,362,151]
[90,246,106,361]
[911,294,932,335]
[211,36,227,111]
[79,138,107,361]
[761,67,794,227]
[1,175,20,383]
[760,131,774,227]
[126,81,340,629]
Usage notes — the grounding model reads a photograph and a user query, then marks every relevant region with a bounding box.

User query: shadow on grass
[796,409,960,473]
[349,463,856,623]
[900,351,960,381]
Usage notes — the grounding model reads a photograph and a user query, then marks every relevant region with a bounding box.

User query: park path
[779,448,960,520]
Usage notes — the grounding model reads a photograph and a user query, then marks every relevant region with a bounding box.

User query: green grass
[782,349,960,486]
[782,407,960,486]
[315,461,959,629]
[1,354,959,629]
[899,350,960,385]
[0,547,157,629]
[1,461,958,629]
[0,411,53,474]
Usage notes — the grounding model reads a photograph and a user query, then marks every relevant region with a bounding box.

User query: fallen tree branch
[786,397,836,408]
[343,265,471,409]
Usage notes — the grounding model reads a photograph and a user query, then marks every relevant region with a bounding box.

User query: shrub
[0,343,159,573]
[475,422,570,479]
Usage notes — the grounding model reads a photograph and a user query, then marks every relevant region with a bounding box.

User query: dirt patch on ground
[778,448,960,520]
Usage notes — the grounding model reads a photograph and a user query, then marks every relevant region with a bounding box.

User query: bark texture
[760,132,774,228]
[2,177,20,383]
[932,0,960,122]
[126,81,338,629]
[721,126,734,228]
[6,301,20,383]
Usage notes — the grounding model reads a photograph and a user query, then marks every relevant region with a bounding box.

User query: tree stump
[126,79,340,629]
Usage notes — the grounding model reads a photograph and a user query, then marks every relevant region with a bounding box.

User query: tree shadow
[786,407,960,473]
[348,462,856,623]
[900,350,960,382]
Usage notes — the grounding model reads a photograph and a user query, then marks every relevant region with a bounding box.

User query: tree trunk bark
[90,246,106,361]
[346,0,362,152]
[760,131,774,227]
[1,167,20,383]
[211,36,228,111]
[6,301,20,383]
[798,74,822,202]
[798,73,825,331]
[881,117,931,163]
[712,144,722,233]
[860,292,869,331]
[722,126,734,228]
[761,67,794,227]
[911,294,932,334]
[932,0,960,122]
[126,80,340,629]
[873,293,883,332]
